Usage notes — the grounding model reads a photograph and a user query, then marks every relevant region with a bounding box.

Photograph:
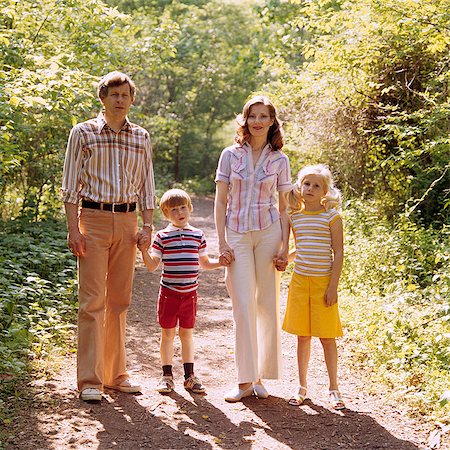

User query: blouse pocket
[257,163,277,184]
[230,162,247,180]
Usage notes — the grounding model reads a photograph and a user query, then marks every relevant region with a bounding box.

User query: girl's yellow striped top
[290,208,341,276]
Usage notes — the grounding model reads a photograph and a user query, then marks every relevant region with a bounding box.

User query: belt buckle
[111,202,117,213]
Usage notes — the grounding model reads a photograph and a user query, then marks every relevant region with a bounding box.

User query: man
[61,71,155,402]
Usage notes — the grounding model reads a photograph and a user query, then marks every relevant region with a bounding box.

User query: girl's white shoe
[224,384,254,402]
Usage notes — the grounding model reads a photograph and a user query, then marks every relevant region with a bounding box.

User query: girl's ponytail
[321,186,342,211]
[287,183,302,213]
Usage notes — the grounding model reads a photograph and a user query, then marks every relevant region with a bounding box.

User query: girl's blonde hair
[288,164,342,213]
[159,188,193,219]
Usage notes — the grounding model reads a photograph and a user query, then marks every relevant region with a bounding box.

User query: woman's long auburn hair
[235,95,284,151]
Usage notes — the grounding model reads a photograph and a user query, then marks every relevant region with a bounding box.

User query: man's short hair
[159,189,193,219]
[97,71,136,99]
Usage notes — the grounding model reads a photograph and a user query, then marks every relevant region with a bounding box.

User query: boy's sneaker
[184,374,206,394]
[156,376,174,393]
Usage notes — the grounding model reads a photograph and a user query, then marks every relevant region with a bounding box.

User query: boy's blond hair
[288,164,342,213]
[159,189,193,219]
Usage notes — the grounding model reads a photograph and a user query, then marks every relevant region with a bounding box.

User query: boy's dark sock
[162,365,173,377]
[183,362,194,380]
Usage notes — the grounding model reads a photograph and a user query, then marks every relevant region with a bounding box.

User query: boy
[138,189,226,394]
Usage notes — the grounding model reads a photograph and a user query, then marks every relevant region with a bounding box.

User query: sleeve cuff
[60,189,79,204]
[215,174,230,183]
[139,195,156,211]
[277,183,294,192]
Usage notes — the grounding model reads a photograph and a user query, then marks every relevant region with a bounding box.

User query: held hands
[219,241,234,266]
[219,251,233,266]
[136,228,152,251]
[273,256,288,271]
[273,249,288,272]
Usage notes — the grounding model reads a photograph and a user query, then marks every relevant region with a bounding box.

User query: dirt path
[5,197,441,449]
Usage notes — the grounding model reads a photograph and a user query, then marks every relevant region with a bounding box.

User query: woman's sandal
[288,386,307,406]
[329,390,345,410]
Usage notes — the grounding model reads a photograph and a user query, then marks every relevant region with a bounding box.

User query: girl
[283,164,345,410]
[214,95,291,402]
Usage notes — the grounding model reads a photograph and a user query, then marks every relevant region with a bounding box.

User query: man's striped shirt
[60,112,156,210]
[150,224,208,293]
[290,208,341,276]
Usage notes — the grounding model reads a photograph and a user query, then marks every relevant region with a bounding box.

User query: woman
[214,95,292,402]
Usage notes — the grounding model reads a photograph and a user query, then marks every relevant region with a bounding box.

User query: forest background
[0,0,449,439]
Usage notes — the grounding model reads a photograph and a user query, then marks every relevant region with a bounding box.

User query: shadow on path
[244,395,420,450]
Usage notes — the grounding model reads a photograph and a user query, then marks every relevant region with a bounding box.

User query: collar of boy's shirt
[165,223,194,232]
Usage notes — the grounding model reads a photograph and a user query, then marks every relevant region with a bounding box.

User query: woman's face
[246,104,274,140]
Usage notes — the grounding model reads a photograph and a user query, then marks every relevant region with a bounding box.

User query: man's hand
[67,229,86,257]
[136,228,152,251]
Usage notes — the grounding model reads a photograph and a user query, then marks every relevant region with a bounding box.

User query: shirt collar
[96,112,132,134]
[243,142,273,153]
[165,223,194,232]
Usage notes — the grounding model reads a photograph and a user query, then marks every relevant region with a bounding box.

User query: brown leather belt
[81,200,136,213]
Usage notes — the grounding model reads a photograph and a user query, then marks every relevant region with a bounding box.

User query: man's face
[100,83,134,120]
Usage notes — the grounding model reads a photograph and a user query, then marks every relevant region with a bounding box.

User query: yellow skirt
[282,272,343,338]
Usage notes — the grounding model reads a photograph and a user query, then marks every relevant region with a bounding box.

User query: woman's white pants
[225,221,281,383]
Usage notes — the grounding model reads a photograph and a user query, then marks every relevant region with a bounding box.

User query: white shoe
[104,379,141,393]
[80,388,102,402]
[253,382,269,399]
[224,384,254,403]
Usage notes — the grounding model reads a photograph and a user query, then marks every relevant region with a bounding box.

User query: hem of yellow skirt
[282,325,343,338]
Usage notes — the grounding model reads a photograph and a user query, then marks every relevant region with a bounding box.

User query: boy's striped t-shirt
[150,223,208,293]
[290,208,341,276]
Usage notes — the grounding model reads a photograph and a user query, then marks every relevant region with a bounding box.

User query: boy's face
[165,203,191,228]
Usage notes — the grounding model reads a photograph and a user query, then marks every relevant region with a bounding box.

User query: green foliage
[131,0,268,187]
[263,0,450,225]
[0,220,77,420]
[0,0,178,220]
[340,200,450,421]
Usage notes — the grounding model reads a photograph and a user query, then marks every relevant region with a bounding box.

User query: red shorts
[158,285,197,329]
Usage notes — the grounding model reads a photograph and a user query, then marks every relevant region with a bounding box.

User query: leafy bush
[0,220,77,419]
[340,200,450,421]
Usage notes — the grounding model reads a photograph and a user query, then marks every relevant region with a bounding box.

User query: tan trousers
[77,208,137,391]
[225,221,282,383]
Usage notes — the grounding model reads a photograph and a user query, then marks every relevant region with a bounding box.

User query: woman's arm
[326,217,344,306]
[273,191,290,271]
[214,181,234,263]
[278,191,290,255]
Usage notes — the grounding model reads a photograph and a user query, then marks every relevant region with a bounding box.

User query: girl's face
[300,174,327,207]
[246,104,274,141]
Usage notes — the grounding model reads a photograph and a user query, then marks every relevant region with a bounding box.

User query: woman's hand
[219,241,235,266]
[273,249,288,271]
